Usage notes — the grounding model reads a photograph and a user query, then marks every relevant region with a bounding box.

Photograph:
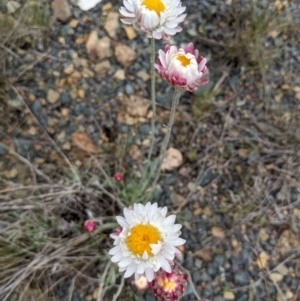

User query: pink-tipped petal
[155,43,209,92]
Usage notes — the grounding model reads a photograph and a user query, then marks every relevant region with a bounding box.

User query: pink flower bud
[149,265,188,301]
[114,172,124,182]
[84,219,96,233]
[131,275,149,291]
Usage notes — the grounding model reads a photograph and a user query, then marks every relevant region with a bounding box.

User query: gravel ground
[1,0,300,301]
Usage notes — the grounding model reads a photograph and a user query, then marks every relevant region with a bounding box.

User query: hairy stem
[147,38,156,162]
[150,89,182,195]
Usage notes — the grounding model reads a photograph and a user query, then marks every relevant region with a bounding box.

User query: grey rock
[203,284,213,298]
[72,294,84,301]
[214,296,225,301]
[291,279,299,290]
[234,270,251,286]
[31,100,47,128]
[61,25,75,36]
[192,270,202,283]
[73,104,82,116]
[156,91,173,109]
[60,91,71,105]
[65,124,77,135]
[16,139,33,159]
[214,255,225,266]
[138,123,150,135]
[82,107,91,117]
[125,83,134,95]
[198,168,217,187]
[184,256,194,271]
[197,220,209,232]
[31,100,42,116]
[200,271,212,282]
[164,174,176,185]
[120,125,129,133]
[232,248,251,265]
[236,294,248,301]
[73,8,81,19]
[91,133,99,144]
[267,285,276,294]
[207,265,218,277]
[0,144,6,155]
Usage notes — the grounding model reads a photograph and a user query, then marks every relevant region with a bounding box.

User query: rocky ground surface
[1,0,300,301]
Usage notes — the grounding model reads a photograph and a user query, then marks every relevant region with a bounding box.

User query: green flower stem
[147,38,156,162]
[150,88,182,193]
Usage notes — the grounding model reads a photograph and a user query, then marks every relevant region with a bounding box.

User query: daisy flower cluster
[76,0,210,299]
[109,202,189,300]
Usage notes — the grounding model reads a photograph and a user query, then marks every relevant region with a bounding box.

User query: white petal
[161,256,171,273]
[111,252,124,262]
[145,267,154,282]
[120,8,135,17]
[109,246,121,255]
[173,224,182,232]
[167,237,186,246]
[142,251,149,260]
[123,208,133,224]
[163,215,176,225]
[116,216,128,228]
[124,263,137,278]
[163,244,177,254]
[119,257,133,267]
[124,0,133,11]
[150,242,162,255]
[161,249,174,260]
[160,206,168,217]
[77,0,102,11]
[137,261,146,274]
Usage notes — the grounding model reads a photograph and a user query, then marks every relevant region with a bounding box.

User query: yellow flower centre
[126,224,161,256]
[141,0,166,16]
[176,54,191,67]
[158,276,177,292]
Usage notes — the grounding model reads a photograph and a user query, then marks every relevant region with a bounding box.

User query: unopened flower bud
[84,219,96,233]
[114,172,124,182]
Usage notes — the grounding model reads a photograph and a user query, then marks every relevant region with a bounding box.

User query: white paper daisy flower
[109,202,186,282]
[119,0,186,40]
[155,43,209,92]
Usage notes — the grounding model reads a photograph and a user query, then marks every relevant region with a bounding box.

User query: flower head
[109,202,185,282]
[84,219,97,233]
[114,172,124,182]
[149,264,188,301]
[119,0,186,40]
[155,43,209,92]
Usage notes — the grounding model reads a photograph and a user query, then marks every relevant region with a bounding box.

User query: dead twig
[98,261,111,301]
[0,142,52,183]
[112,276,124,301]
